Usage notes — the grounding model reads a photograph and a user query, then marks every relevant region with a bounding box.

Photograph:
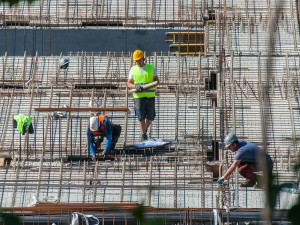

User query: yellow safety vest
[131,64,156,98]
[13,114,32,134]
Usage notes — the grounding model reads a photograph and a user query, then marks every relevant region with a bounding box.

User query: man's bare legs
[139,119,152,140]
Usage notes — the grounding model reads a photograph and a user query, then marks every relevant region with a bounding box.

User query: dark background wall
[0,28,172,56]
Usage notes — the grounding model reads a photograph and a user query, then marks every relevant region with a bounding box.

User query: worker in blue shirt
[217,133,273,187]
[87,115,121,159]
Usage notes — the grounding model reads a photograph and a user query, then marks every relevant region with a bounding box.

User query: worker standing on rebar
[217,133,273,188]
[127,50,159,142]
[87,115,121,159]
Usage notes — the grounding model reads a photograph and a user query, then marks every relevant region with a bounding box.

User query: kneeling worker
[87,115,121,159]
[217,133,273,187]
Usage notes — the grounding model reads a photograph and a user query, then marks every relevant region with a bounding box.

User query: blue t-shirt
[234,141,262,162]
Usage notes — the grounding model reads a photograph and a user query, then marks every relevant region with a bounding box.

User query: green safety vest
[131,64,156,98]
[13,114,32,134]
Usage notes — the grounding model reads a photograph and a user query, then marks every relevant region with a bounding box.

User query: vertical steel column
[248,17,252,51]
[120,160,126,202]
[57,159,64,202]
[11,159,20,206]
[175,87,179,142]
[149,53,157,139]
[231,52,239,206]
[201,118,205,208]
[230,52,236,133]
[213,98,216,161]
[91,0,95,18]
[151,0,156,21]
[79,51,85,83]
[147,157,153,206]
[2,51,7,84]
[285,54,296,154]
[105,52,111,80]
[65,0,69,20]
[204,22,209,56]
[103,88,107,114]
[93,161,99,203]
[82,161,87,203]
[173,160,178,208]
[289,0,298,51]
[124,85,129,146]
[64,87,73,153]
[22,51,27,88]
[43,87,53,154]
[100,0,105,19]
[0,93,14,148]
[197,54,202,137]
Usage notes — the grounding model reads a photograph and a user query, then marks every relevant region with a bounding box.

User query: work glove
[135,84,144,92]
[103,147,113,155]
[217,177,225,184]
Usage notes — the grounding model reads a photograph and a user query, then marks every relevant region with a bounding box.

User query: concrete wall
[0,28,171,56]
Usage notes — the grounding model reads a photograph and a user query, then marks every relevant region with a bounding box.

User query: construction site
[0,0,300,224]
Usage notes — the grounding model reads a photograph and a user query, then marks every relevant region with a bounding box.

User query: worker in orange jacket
[87,115,121,159]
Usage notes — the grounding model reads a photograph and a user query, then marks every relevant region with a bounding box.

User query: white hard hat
[90,116,99,131]
[224,133,238,147]
[59,58,69,69]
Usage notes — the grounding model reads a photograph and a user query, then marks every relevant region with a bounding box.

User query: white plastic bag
[70,212,99,225]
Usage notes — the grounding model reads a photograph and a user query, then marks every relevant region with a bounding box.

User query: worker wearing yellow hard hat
[127,50,159,142]
[132,50,144,61]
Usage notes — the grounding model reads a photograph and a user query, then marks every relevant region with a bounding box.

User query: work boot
[102,149,107,157]
[141,133,148,142]
[240,180,256,187]
[253,180,264,189]
[110,143,116,151]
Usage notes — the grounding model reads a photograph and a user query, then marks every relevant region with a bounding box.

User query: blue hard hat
[224,133,238,147]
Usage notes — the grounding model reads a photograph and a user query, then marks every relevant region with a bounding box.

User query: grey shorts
[134,97,156,121]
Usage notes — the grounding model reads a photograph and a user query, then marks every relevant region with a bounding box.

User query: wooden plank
[129,81,158,93]
[170,43,205,47]
[34,107,129,112]
[166,32,205,35]
[0,158,5,166]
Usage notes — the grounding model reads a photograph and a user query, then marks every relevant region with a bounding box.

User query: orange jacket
[90,115,113,136]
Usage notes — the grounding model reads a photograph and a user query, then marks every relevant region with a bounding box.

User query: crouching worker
[217,133,273,188]
[87,115,121,159]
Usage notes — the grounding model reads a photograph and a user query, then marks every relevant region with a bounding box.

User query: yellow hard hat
[133,50,144,61]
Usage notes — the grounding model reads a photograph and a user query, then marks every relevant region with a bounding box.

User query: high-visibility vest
[131,64,156,98]
[90,115,113,136]
[13,114,32,134]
